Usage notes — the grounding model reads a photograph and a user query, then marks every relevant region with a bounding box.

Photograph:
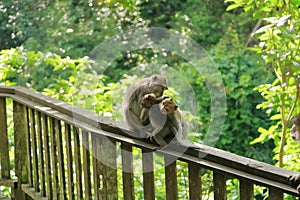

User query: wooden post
[13,101,29,199]
[165,156,178,200]
[142,149,155,200]
[0,97,10,179]
[269,187,283,200]
[239,180,253,200]
[122,143,134,200]
[213,172,227,200]
[188,163,201,200]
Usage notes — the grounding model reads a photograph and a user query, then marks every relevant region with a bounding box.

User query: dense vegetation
[1,0,299,198]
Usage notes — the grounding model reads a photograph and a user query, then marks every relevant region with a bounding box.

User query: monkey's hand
[288,174,300,193]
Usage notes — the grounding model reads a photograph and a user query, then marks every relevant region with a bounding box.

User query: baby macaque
[141,94,201,149]
[160,98,188,142]
[122,74,168,138]
[144,97,188,146]
[140,93,166,125]
[290,113,300,143]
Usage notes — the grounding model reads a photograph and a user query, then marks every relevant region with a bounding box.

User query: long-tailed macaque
[143,97,188,146]
[289,173,300,193]
[122,74,168,138]
[290,113,300,142]
[159,97,188,143]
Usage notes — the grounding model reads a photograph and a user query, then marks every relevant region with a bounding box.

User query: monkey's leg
[153,135,168,146]
[125,109,151,137]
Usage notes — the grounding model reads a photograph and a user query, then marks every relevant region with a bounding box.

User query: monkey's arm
[140,107,150,125]
[155,95,169,103]
[182,122,189,139]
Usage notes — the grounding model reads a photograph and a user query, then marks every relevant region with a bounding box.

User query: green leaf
[226,3,243,11]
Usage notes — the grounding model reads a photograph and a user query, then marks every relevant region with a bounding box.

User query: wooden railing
[0,86,299,200]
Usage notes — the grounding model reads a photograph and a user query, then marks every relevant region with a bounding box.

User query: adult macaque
[290,113,300,143]
[289,174,300,193]
[122,74,168,137]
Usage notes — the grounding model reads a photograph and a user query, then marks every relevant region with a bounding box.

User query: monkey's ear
[152,74,158,81]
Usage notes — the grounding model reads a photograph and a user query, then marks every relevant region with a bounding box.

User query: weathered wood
[91,134,101,199]
[188,163,201,200]
[26,107,33,188]
[121,143,134,200]
[30,109,39,193]
[165,156,178,200]
[13,101,29,198]
[49,117,59,199]
[101,137,118,200]
[65,123,74,200]
[21,184,47,200]
[74,126,83,198]
[55,119,66,199]
[82,131,92,199]
[269,187,283,200]
[36,111,46,197]
[0,178,18,188]
[213,172,227,200]
[0,97,10,179]
[41,113,52,199]
[142,149,155,200]
[239,180,253,200]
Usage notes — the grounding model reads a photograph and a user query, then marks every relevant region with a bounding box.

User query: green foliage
[1,0,294,197]
[210,27,275,163]
[0,0,148,58]
[226,0,300,168]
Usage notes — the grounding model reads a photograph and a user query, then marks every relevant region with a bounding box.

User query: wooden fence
[0,86,299,199]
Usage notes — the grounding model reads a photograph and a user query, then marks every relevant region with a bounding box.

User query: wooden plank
[188,163,201,200]
[74,126,83,198]
[30,108,40,193]
[213,172,227,200]
[82,131,92,199]
[0,86,16,94]
[41,114,53,199]
[0,179,18,188]
[49,117,59,199]
[269,187,283,200]
[239,180,253,200]
[21,184,48,200]
[0,97,10,179]
[142,149,155,200]
[121,143,134,200]
[92,134,101,199]
[165,156,178,200]
[101,137,118,200]
[26,107,33,187]
[13,101,29,199]
[36,111,46,197]
[65,123,74,200]
[55,119,66,200]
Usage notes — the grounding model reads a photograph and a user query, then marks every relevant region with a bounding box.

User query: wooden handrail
[0,86,299,199]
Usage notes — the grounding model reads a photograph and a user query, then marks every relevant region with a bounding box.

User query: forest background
[0,0,300,199]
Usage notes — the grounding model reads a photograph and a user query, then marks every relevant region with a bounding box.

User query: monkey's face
[141,93,157,108]
[291,124,300,143]
[161,98,178,115]
[291,113,300,143]
[152,85,168,97]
